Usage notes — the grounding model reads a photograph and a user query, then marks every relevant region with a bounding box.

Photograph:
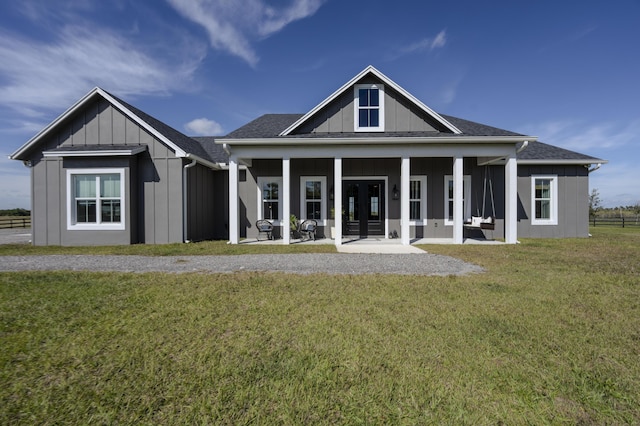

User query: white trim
[257,177,283,225]
[409,175,428,226]
[444,174,471,226]
[10,87,191,161]
[505,154,518,243]
[531,175,558,225]
[518,159,607,165]
[66,168,126,231]
[223,135,532,146]
[279,65,462,136]
[43,146,147,157]
[354,83,384,132]
[299,176,327,225]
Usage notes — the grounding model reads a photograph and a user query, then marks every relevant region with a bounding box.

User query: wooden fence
[0,217,31,229]
[591,217,640,228]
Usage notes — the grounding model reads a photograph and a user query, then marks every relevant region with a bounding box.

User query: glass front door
[343,180,385,237]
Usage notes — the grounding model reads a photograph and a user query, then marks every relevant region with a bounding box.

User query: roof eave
[221,135,534,146]
[42,145,148,157]
[518,159,609,165]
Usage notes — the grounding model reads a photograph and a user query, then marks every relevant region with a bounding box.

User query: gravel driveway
[0,253,483,276]
[0,228,483,276]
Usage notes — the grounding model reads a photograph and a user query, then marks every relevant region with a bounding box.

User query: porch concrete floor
[240,236,504,253]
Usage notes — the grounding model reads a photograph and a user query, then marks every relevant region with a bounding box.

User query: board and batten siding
[294,77,444,134]
[517,165,590,238]
[26,98,186,245]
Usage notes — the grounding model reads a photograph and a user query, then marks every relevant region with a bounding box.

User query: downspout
[182,158,197,243]
[587,163,602,173]
[516,140,529,154]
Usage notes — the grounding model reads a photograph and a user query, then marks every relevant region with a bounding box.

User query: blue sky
[1,0,639,209]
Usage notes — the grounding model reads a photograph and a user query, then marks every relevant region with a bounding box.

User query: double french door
[343,180,385,237]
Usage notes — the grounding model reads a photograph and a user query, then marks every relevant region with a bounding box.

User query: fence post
[622,217,625,228]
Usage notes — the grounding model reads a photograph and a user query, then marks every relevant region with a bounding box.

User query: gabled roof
[223,113,523,139]
[9,88,224,168]
[279,65,462,136]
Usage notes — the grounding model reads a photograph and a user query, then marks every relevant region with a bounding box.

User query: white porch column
[282,157,291,244]
[228,156,239,244]
[400,156,411,245]
[505,153,518,244]
[334,157,343,246]
[453,155,464,244]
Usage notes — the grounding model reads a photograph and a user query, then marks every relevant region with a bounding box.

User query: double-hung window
[444,175,471,225]
[67,169,125,230]
[531,175,558,225]
[409,176,427,225]
[258,177,283,223]
[354,84,384,132]
[300,176,326,223]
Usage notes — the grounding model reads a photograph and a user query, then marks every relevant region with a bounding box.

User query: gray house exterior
[10,66,605,246]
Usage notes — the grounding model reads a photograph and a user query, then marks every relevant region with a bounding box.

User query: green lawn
[1,227,639,424]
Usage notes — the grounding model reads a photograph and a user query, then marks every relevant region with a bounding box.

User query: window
[531,175,558,225]
[444,175,471,225]
[300,176,326,222]
[409,176,427,225]
[258,177,283,223]
[354,84,384,132]
[67,169,125,230]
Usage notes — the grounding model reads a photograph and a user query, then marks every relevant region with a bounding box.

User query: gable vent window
[354,84,384,132]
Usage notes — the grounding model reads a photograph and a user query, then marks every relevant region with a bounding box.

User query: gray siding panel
[26,96,189,246]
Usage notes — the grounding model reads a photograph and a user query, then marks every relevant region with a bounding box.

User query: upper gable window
[354,84,384,132]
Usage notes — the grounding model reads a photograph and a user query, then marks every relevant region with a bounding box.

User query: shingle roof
[221,113,523,139]
[220,113,604,164]
[517,141,604,163]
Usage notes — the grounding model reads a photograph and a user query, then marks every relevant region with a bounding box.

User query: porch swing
[470,166,496,231]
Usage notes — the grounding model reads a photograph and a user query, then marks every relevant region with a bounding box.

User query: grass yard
[1,227,639,424]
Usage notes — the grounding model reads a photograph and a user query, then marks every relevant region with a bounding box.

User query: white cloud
[166,0,325,66]
[400,30,447,55]
[185,118,224,136]
[0,25,204,117]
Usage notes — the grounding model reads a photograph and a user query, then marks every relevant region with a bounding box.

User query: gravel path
[0,253,483,276]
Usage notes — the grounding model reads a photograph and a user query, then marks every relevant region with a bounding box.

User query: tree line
[0,208,30,217]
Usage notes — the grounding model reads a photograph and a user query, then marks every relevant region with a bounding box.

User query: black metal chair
[256,219,274,241]
[298,219,317,241]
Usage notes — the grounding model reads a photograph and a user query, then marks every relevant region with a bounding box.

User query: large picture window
[300,176,326,222]
[258,177,283,223]
[531,175,558,225]
[67,169,125,230]
[354,84,384,132]
[409,176,427,225]
[444,175,471,225]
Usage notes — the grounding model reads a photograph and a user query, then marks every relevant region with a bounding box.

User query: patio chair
[298,219,317,241]
[256,219,274,241]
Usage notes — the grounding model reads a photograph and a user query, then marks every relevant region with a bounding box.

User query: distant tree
[588,188,602,218]
[633,201,640,224]
[0,208,30,216]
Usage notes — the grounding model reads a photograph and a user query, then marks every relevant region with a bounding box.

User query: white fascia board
[43,146,147,157]
[518,159,609,165]
[184,153,224,170]
[279,65,462,136]
[224,135,531,146]
[10,87,188,161]
[10,87,103,160]
[98,88,187,158]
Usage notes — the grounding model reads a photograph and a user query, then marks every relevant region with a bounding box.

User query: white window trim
[66,168,126,231]
[409,175,427,226]
[300,176,327,226]
[444,175,471,226]
[531,175,558,225]
[354,83,385,132]
[257,177,283,225]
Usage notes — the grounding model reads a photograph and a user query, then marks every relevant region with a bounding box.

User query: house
[9,66,606,246]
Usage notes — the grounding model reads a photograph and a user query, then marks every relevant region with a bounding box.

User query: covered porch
[224,139,523,247]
